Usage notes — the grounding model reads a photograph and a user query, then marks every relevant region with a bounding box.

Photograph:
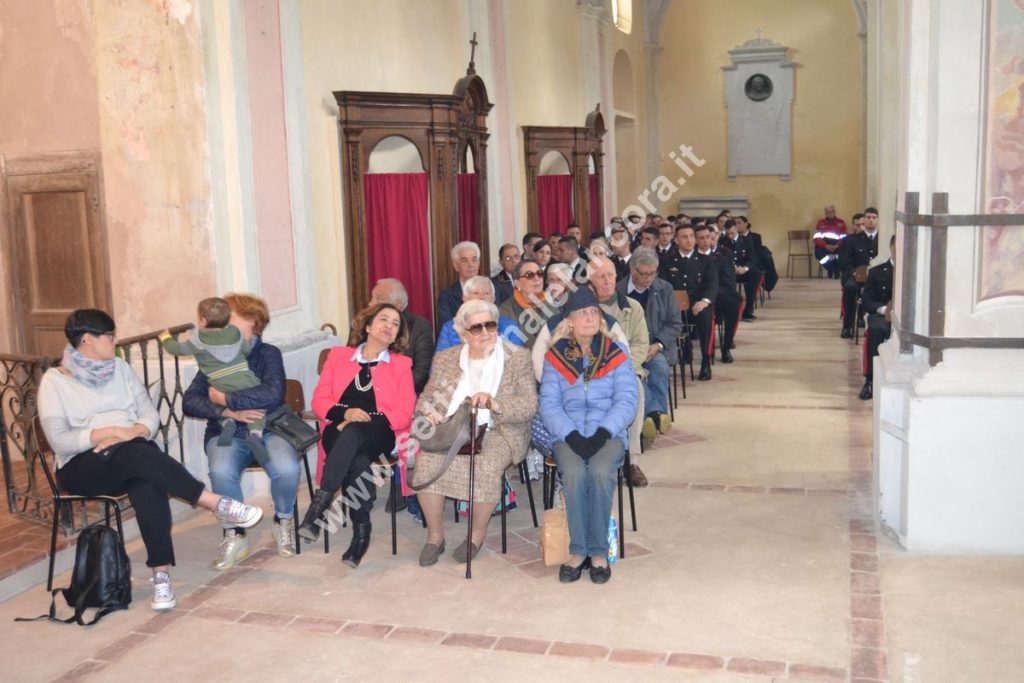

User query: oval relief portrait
[744,74,773,102]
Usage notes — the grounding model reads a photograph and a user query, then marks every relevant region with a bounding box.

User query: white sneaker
[272,519,296,558]
[151,572,176,610]
[215,497,263,528]
[212,530,250,570]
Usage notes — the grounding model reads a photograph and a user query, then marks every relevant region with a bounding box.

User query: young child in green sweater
[160,297,267,459]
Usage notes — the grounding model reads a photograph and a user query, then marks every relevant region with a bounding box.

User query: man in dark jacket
[724,220,761,321]
[859,235,895,400]
[369,278,433,395]
[839,207,881,337]
[617,247,682,436]
[437,241,480,327]
[660,224,718,380]
[491,243,520,306]
[703,227,740,363]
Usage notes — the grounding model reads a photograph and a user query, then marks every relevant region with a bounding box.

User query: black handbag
[264,405,321,452]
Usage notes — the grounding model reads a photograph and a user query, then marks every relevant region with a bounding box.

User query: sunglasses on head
[517,271,543,280]
[466,320,498,335]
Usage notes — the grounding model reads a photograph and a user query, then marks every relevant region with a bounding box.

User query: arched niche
[335,63,492,327]
[524,105,605,240]
[536,150,574,237]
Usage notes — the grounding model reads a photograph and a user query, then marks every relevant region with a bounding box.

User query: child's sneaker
[215,496,263,528]
[217,417,237,446]
[151,571,176,610]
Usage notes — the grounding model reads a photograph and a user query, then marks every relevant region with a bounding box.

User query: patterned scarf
[545,332,627,384]
[62,344,117,389]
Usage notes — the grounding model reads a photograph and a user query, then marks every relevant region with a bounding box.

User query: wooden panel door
[5,161,111,358]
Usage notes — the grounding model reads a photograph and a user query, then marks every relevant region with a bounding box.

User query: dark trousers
[320,423,394,523]
[864,314,892,379]
[682,306,713,360]
[737,268,761,317]
[715,295,741,354]
[56,440,206,567]
[841,276,863,330]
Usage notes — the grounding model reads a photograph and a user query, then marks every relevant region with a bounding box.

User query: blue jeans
[553,438,624,558]
[642,351,670,415]
[207,434,300,524]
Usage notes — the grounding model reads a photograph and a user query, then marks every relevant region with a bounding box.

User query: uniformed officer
[839,207,881,338]
[702,227,740,363]
[859,234,895,400]
[724,219,761,321]
[659,224,718,380]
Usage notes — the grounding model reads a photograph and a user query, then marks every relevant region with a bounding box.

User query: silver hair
[546,262,572,283]
[373,278,408,310]
[462,275,495,298]
[450,240,481,263]
[454,299,499,334]
[630,247,660,271]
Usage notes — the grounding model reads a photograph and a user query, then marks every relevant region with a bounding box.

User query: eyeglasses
[466,321,498,335]
[633,269,658,279]
[517,271,543,280]
[501,254,520,261]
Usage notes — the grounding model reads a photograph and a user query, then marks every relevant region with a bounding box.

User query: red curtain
[457,173,478,244]
[363,173,433,322]
[589,174,601,232]
[536,174,574,237]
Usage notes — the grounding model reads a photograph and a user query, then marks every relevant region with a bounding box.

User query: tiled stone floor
[2,278,1023,682]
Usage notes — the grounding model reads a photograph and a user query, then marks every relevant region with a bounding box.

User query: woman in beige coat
[413,299,537,566]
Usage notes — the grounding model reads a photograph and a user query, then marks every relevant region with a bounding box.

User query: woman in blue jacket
[540,288,638,584]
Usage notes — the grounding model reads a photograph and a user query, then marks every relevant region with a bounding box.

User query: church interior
[0,1,1022,681]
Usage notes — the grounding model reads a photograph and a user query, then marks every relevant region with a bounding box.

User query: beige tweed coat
[412,341,537,503]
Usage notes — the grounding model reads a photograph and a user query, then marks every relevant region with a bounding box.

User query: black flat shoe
[559,557,591,583]
[840,328,853,339]
[589,563,612,584]
[721,350,734,363]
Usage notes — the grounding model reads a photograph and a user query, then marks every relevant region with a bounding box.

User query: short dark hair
[589,231,605,242]
[498,243,518,259]
[864,207,879,216]
[560,235,579,249]
[522,231,542,247]
[717,210,730,218]
[852,212,865,221]
[724,219,737,230]
[64,309,115,348]
[736,215,750,225]
[198,297,232,328]
[641,226,660,239]
[565,223,581,232]
[674,224,694,236]
[693,224,710,234]
[549,231,562,240]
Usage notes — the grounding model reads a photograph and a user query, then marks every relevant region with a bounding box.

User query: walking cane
[465,404,478,579]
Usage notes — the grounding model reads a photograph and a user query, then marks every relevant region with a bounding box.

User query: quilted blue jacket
[539,340,638,449]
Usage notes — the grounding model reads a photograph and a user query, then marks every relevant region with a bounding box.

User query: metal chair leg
[390,469,398,556]
[293,499,301,556]
[521,461,538,528]
[47,497,60,593]
[500,478,507,554]
[624,450,637,532]
[617,466,626,560]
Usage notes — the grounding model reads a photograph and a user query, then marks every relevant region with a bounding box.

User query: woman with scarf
[300,303,416,568]
[413,299,537,567]
[540,288,638,584]
[37,309,264,612]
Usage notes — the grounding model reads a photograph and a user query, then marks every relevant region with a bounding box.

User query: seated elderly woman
[38,309,263,611]
[413,299,537,566]
[301,303,416,568]
[540,288,638,584]
[434,276,525,353]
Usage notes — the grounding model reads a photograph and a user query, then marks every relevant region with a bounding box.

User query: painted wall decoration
[981,0,1024,300]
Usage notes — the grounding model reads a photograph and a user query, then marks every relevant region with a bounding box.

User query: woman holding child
[299,303,416,568]
[182,293,300,569]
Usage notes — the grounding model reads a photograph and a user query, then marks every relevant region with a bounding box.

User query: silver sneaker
[212,530,250,570]
[272,519,296,558]
[215,497,263,528]
[151,572,176,610]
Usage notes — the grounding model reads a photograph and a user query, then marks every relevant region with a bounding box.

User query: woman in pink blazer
[300,303,415,567]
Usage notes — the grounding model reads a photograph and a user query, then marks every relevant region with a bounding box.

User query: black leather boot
[298,489,334,543]
[698,358,712,381]
[859,379,873,401]
[341,521,372,568]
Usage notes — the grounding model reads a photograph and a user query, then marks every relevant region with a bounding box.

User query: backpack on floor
[16,522,132,627]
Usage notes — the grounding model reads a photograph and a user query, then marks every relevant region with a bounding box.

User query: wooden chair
[786,230,813,278]
[33,416,128,593]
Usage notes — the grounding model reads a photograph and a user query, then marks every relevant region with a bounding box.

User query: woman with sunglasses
[412,299,537,566]
[38,309,264,611]
[498,258,548,350]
